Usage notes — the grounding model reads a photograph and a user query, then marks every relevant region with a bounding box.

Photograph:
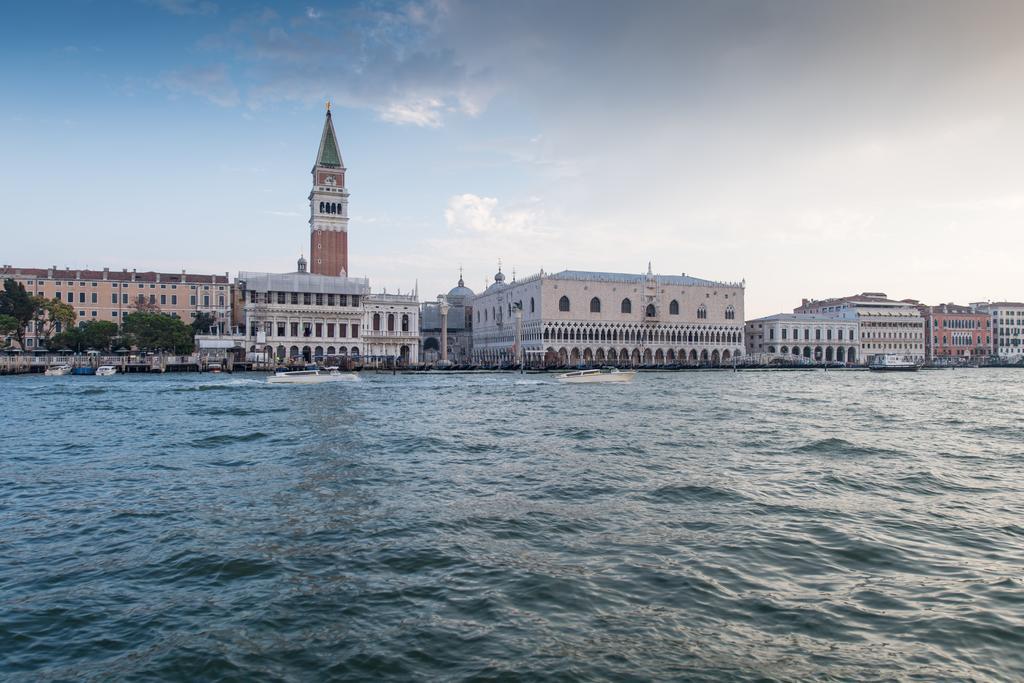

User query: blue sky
[2,1,1023,316]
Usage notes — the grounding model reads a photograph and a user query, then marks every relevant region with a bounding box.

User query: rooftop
[238,271,369,295]
[1,265,229,284]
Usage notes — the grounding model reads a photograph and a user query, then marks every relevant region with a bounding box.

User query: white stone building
[237,262,419,365]
[745,313,860,364]
[472,265,745,366]
[975,301,1024,361]
[794,293,924,364]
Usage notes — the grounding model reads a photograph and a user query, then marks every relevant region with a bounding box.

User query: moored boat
[44,363,73,376]
[869,354,920,372]
[267,366,358,384]
[95,365,117,376]
[71,366,96,376]
[556,368,637,383]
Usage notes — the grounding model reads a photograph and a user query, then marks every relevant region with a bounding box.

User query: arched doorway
[848,347,857,363]
[666,349,675,362]
[654,349,664,364]
[631,349,642,366]
[289,345,299,359]
[399,345,410,364]
[314,346,324,360]
[711,349,720,365]
[722,349,731,361]
[302,346,312,362]
[825,347,834,362]
[814,346,823,361]
[595,348,606,362]
[700,349,709,362]
[837,347,845,362]
[690,349,698,361]
[583,348,594,364]
[570,348,581,364]
[558,347,569,365]
[643,349,653,364]
[803,347,811,358]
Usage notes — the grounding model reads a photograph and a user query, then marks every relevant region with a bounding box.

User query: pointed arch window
[646,303,656,317]
[530,297,535,313]
[590,297,601,313]
[669,300,679,315]
[559,296,570,312]
[372,313,381,331]
[697,305,707,320]
[621,298,632,314]
[725,305,735,320]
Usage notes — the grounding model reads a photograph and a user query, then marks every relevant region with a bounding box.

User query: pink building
[917,303,991,363]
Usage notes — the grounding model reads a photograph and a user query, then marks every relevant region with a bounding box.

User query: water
[2,370,1023,681]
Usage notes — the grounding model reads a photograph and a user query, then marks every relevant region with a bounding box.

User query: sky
[2,0,1023,317]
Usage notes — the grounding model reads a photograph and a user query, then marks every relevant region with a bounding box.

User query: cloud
[159,64,240,107]
[305,7,321,20]
[146,0,218,16]
[445,194,554,236]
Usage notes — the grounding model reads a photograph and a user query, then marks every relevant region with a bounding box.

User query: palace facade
[794,293,925,364]
[0,264,231,349]
[745,313,860,364]
[472,265,745,366]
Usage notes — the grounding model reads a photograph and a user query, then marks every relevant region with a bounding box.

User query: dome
[447,274,475,302]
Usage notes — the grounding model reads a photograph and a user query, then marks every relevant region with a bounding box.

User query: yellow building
[1,265,231,349]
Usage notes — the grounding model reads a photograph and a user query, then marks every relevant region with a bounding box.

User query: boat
[95,365,117,376]
[44,363,73,376]
[71,366,96,376]
[267,366,358,384]
[869,354,920,372]
[556,368,637,383]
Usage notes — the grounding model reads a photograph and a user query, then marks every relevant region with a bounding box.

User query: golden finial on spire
[326,100,331,112]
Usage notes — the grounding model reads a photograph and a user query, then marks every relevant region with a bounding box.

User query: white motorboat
[556,368,637,383]
[44,364,73,376]
[95,365,117,376]
[869,354,920,372]
[267,367,358,384]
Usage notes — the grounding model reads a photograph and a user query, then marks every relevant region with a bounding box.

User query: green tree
[121,312,195,353]
[33,296,77,346]
[80,320,119,351]
[48,328,84,352]
[0,278,35,348]
[191,311,217,335]
[0,313,20,348]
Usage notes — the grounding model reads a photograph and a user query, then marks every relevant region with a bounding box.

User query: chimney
[156,273,161,283]
[801,298,809,306]
[47,266,53,278]
[131,268,137,282]
[76,270,81,280]
[103,267,109,281]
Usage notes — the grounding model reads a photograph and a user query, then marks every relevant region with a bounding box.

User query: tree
[32,296,76,346]
[81,320,119,351]
[0,278,35,347]
[191,311,217,335]
[48,327,84,352]
[121,312,194,353]
[0,313,19,348]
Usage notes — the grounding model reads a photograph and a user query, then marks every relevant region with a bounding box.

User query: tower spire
[309,109,349,277]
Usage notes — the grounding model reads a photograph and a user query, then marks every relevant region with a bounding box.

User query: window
[697,304,706,319]
[559,296,570,312]
[530,298,535,313]
[291,293,299,304]
[122,293,128,304]
[387,314,395,332]
[725,305,735,320]
[203,295,209,307]
[402,314,409,332]
[111,293,117,304]
[91,293,97,303]
[315,323,323,337]
[339,324,348,338]
[303,293,311,305]
[646,303,656,317]
[290,322,299,336]
[277,323,285,337]
[669,300,679,315]
[160,295,166,305]
[190,295,197,306]
[351,324,359,338]
[621,298,632,314]
[590,297,601,313]
[373,313,381,331]
[327,323,335,337]
[79,292,85,303]
[171,295,177,305]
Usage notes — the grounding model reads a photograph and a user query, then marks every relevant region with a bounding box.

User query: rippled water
[2,369,1023,681]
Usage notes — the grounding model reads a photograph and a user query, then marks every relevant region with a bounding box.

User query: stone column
[438,296,450,363]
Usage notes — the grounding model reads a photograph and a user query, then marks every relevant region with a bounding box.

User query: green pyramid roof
[316,112,343,168]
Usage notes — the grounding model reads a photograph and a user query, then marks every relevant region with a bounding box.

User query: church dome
[447,274,475,302]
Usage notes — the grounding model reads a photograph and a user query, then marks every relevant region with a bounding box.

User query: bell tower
[309,102,349,276]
